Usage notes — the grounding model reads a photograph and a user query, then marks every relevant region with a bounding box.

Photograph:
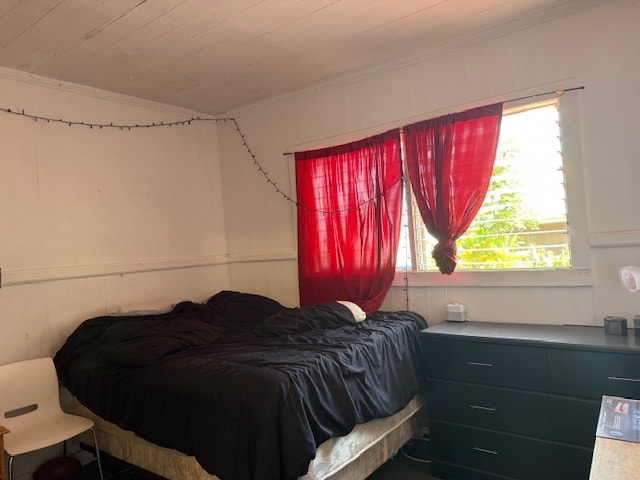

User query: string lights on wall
[2,85,583,307]
[1,85,582,217]
[0,104,397,215]
[0,105,214,128]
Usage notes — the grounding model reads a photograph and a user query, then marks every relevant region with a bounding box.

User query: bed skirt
[66,390,427,480]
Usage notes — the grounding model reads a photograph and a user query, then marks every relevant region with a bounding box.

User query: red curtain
[403,103,503,274]
[295,130,402,313]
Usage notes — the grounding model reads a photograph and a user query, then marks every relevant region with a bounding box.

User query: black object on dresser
[421,321,640,480]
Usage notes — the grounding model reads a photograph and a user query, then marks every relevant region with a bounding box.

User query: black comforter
[54,291,427,480]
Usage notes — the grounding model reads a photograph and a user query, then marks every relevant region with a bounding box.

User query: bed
[54,291,428,480]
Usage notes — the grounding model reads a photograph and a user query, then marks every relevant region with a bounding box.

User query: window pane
[396,182,413,270]
[410,100,570,271]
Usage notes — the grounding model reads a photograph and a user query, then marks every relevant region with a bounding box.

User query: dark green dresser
[421,322,640,480]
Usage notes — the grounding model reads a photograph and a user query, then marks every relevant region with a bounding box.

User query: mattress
[68,391,427,480]
[55,291,428,480]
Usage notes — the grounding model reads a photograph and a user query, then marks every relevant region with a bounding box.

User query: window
[399,99,571,272]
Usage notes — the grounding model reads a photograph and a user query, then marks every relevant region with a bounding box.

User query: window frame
[394,93,592,288]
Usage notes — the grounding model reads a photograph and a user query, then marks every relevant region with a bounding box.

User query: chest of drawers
[421,322,640,480]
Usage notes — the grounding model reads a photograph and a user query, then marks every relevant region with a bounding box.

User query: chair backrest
[0,358,63,430]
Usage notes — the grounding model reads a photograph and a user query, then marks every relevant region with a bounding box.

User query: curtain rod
[506,85,584,104]
[283,86,585,155]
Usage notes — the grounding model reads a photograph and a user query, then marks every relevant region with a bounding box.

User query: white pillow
[336,301,367,322]
[110,302,174,316]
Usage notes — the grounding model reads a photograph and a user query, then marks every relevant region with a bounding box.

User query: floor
[366,452,434,480]
[73,460,158,480]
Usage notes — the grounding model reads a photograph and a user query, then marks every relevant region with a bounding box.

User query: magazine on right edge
[595,395,640,443]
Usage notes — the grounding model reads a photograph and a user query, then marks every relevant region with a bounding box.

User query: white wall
[1,2,637,477]
[219,0,640,325]
[0,69,230,367]
[1,0,638,354]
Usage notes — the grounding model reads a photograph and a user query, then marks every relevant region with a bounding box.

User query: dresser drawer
[430,421,554,479]
[423,337,547,390]
[548,348,640,399]
[431,461,506,480]
[427,379,551,438]
[549,395,600,446]
[552,443,593,480]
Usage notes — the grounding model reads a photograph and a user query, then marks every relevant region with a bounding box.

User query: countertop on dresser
[423,321,640,352]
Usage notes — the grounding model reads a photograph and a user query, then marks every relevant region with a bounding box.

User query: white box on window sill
[446,303,466,322]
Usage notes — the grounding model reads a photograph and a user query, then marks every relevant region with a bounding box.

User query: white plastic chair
[0,357,104,480]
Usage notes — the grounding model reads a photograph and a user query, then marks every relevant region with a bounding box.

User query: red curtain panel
[403,103,503,274]
[295,130,402,313]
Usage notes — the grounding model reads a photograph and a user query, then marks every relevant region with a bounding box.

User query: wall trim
[589,230,640,248]
[2,255,228,287]
[393,268,593,288]
[227,251,297,264]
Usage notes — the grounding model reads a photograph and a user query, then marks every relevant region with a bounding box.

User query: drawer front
[430,421,554,480]
[553,443,593,480]
[431,461,506,480]
[427,379,551,438]
[423,337,547,390]
[548,348,640,399]
[549,395,600,447]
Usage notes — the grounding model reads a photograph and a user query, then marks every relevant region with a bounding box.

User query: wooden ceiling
[0,0,603,115]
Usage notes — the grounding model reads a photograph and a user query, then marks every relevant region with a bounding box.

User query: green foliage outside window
[455,140,570,270]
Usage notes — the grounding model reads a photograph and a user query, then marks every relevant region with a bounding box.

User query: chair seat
[4,411,94,456]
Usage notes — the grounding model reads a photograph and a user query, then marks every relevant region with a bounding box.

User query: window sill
[392,268,593,288]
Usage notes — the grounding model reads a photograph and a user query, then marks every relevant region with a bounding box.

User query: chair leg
[89,427,105,480]
[7,455,13,480]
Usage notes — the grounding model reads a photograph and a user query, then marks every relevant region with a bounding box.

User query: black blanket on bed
[54,291,427,480]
